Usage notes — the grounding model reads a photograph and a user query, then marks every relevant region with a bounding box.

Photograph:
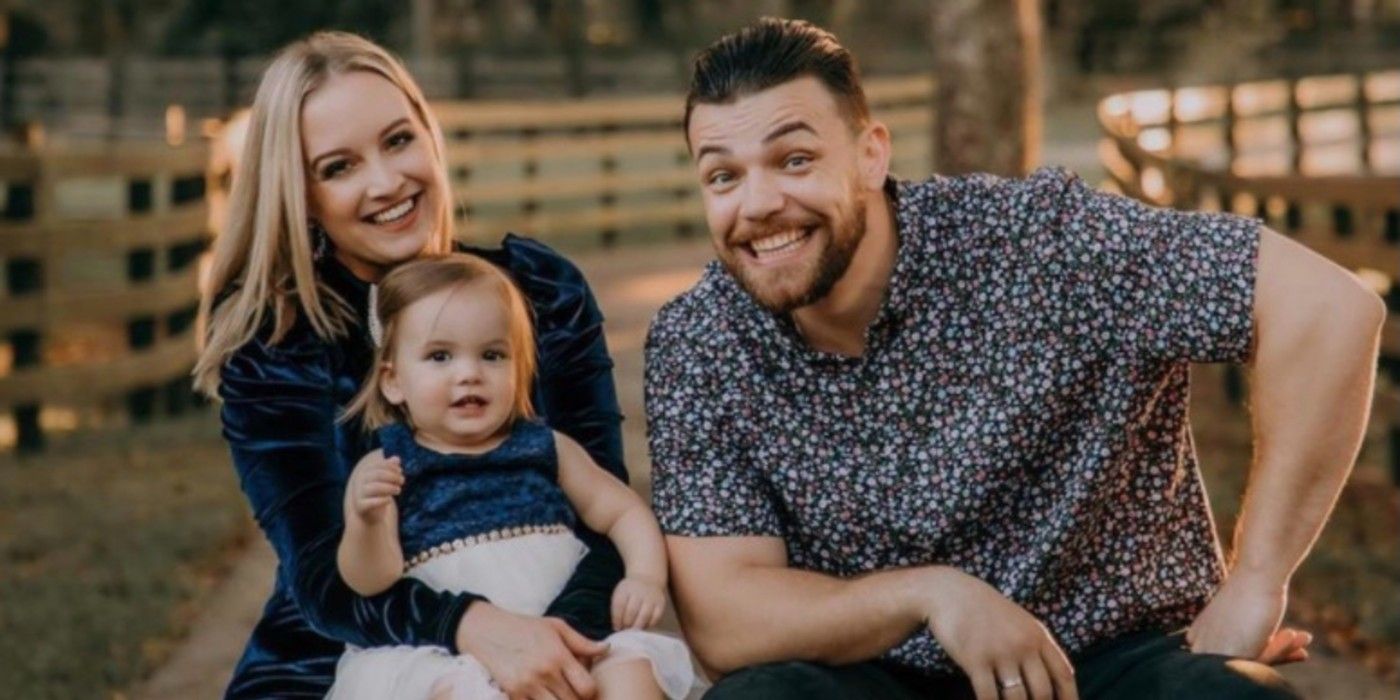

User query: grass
[0,414,249,700]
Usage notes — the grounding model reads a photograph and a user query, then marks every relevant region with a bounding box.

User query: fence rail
[1097,69,1400,481]
[0,141,211,451]
[433,74,935,246]
[0,74,933,452]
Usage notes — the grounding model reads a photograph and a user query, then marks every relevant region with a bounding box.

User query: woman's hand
[456,602,609,700]
[920,567,1078,700]
[611,575,667,630]
[345,451,403,525]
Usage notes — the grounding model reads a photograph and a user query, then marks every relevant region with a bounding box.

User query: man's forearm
[676,561,933,674]
[1234,291,1385,583]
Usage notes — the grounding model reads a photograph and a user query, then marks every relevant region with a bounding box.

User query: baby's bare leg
[427,675,456,700]
[594,657,664,700]
[427,667,497,700]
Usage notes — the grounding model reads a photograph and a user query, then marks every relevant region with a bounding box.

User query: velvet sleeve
[219,322,481,651]
[494,234,627,640]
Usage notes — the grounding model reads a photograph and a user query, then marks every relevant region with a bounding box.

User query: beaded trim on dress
[403,523,572,571]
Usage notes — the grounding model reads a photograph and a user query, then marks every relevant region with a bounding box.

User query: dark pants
[703,630,1302,699]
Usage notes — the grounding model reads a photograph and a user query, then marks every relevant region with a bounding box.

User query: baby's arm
[337,449,407,596]
[555,432,669,629]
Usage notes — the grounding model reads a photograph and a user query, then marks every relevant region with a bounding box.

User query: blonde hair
[345,254,537,431]
[193,31,455,397]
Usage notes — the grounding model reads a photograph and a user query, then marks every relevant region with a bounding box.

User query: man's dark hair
[684,17,870,142]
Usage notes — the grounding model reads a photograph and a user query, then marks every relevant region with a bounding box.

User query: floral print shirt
[644,167,1260,674]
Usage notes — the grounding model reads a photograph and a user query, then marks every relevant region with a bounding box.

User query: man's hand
[611,575,666,630]
[920,567,1078,700]
[1188,571,1309,664]
[345,451,403,525]
[456,602,609,700]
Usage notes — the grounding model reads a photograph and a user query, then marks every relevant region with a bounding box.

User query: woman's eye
[387,130,415,149]
[320,160,350,179]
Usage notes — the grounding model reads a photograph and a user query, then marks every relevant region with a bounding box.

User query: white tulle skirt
[326,530,697,700]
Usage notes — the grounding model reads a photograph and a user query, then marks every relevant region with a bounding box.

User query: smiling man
[643,17,1385,700]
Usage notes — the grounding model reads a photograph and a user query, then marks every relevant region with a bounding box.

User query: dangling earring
[309,219,329,261]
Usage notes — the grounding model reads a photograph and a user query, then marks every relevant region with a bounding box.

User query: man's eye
[707,171,733,186]
[427,350,450,362]
[784,154,812,168]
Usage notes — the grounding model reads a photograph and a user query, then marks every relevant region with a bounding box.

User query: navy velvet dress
[217,235,626,698]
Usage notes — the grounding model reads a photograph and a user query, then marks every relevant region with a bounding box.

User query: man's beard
[721,197,867,314]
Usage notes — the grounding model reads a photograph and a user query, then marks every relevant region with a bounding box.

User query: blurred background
[0,1,1395,698]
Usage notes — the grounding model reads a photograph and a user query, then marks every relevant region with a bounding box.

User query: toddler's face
[381,280,517,452]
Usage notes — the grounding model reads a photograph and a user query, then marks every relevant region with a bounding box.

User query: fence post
[1356,71,1371,173]
[1287,75,1302,173]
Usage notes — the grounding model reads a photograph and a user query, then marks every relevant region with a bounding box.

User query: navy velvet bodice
[380,420,576,562]
[217,236,626,698]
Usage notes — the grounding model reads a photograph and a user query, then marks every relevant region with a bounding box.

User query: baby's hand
[346,451,404,525]
[611,576,666,630]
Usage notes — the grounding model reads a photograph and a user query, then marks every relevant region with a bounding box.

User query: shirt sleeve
[1035,168,1260,365]
[220,326,477,651]
[644,302,784,537]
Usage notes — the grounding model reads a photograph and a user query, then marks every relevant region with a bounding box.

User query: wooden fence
[0,141,211,451]
[0,74,932,452]
[1097,69,1400,481]
[433,74,935,247]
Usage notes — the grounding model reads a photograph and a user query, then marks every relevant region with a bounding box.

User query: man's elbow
[686,627,749,678]
[672,602,753,677]
[1336,286,1388,351]
[1294,280,1387,354]
[1361,291,1388,337]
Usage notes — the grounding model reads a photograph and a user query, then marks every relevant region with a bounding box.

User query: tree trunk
[929,0,1043,177]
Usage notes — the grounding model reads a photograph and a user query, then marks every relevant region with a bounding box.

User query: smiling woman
[301,72,441,281]
[190,31,631,699]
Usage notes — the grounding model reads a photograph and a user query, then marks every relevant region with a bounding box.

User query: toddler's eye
[483,349,507,362]
[427,350,450,362]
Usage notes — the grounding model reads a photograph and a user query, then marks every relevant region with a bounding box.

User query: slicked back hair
[684,17,870,146]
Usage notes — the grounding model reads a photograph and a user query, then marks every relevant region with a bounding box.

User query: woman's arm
[337,450,407,596]
[220,327,477,650]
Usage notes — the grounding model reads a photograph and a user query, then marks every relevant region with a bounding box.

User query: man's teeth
[750,229,807,255]
[371,197,415,224]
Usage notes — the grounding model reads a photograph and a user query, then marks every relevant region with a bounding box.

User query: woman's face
[301,70,440,281]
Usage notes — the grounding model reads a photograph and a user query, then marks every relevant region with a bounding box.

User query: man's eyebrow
[695,143,731,161]
[692,120,816,162]
[309,117,411,169]
[763,120,817,144]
